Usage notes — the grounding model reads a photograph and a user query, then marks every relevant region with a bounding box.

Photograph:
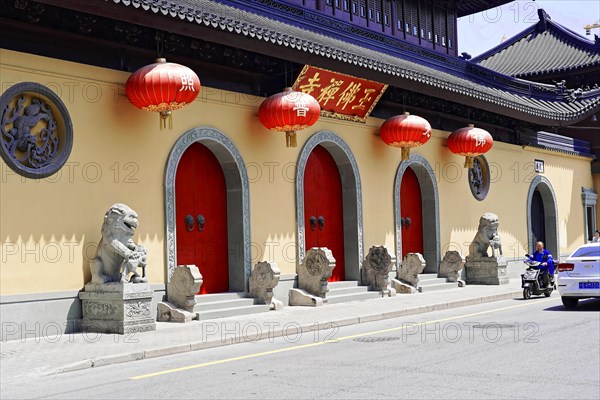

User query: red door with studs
[304,145,345,281]
[400,167,423,258]
[175,142,229,294]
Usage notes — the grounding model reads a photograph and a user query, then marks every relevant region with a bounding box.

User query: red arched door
[400,167,423,258]
[304,145,345,281]
[175,142,229,294]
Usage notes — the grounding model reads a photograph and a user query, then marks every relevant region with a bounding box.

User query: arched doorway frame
[394,154,441,274]
[296,131,364,281]
[526,176,559,258]
[165,127,251,292]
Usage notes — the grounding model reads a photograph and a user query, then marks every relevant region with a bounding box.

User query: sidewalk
[1,279,525,382]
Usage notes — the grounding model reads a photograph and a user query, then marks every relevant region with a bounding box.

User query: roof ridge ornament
[537,9,550,32]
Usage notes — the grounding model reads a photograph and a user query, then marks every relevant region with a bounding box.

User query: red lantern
[447,124,493,168]
[125,58,201,129]
[379,112,432,160]
[258,88,320,147]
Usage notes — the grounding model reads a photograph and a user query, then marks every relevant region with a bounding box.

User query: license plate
[579,282,600,289]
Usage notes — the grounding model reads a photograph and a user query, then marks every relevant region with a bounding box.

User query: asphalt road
[2,296,599,400]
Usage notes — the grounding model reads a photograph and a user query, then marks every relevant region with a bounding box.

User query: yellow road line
[130,297,556,380]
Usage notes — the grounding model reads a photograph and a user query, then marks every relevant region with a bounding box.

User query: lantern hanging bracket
[155,30,165,58]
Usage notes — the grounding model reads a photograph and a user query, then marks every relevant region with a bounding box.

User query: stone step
[418,277,448,286]
[194,292,247,304]
[326,291,382,304]
[196,304,271,321]
[327,286,371,296]
[418,273,441,280]
[327,280,360,289]
[193,298,256,312]
[418,282,459,293]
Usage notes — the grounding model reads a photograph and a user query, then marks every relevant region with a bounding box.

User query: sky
[457,0,600,57]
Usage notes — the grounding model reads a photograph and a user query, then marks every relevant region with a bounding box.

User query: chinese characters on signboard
[292,65,388,123]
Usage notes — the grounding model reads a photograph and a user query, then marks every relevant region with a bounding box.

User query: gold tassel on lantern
[464,156,475,169]
[286,131,297,148]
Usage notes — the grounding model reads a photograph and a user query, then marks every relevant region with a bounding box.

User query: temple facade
[1,0,599,339]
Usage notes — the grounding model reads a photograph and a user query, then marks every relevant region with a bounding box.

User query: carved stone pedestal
[361,246,396,297]
[250,261,283,311]
[439,250,466,287]
[464,256,508,285]
[79,282,156,334]
[391,253,425,294]
[157,265,202,323]
[289,248,335,307]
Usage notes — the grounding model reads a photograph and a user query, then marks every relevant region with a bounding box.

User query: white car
[557,242,600,308]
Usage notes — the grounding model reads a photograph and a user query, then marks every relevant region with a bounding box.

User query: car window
[571,245,600,258]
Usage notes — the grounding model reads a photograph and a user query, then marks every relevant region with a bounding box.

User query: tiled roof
[455,0,513,18]
[107,0,600,125]
[472,9,600,78]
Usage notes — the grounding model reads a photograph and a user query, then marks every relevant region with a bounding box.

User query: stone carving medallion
[0,82,73,179]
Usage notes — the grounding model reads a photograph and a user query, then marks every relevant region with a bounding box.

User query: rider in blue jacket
[529,241,555,288]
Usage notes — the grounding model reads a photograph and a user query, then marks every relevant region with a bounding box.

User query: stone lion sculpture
[468,212,503,259]
[90,203,148,284]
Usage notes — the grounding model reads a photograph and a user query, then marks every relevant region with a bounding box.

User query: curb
[48,290,524,375]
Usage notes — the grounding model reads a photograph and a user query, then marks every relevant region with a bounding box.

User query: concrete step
[418,282,459,293]
[327,281,359,289]
[196,304,271,321]
[194,292,246,304]
[326,291,382,304]
[193,298,256,312]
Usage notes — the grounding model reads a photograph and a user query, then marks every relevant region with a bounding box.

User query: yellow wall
[0,49,594,295]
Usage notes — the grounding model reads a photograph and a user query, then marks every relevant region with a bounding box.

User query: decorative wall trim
[526,176,559,257]
[393,154,441,274]
[164,127,251,291]
[295,131,364,281]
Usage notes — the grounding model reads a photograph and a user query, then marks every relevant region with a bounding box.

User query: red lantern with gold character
[125,58,200,129]
[258,88,320,147]
[379,112,432,160]
[447,124,493,168]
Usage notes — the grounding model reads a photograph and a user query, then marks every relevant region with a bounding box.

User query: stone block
[391,278,418,294]
[79,282,156,334]
[157,302,198,323]
[464,256,509,285]
[288,288,324,307]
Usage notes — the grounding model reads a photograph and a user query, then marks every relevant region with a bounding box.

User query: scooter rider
[529,241,554,288]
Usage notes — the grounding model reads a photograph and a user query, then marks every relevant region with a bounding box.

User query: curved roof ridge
[472,9,600,77]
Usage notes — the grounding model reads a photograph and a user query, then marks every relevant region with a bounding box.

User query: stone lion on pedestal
[468,212,503,259]
[90,203,147,284]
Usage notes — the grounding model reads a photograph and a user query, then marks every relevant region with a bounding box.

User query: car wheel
[561,296,578,309]
[523,288,532,300]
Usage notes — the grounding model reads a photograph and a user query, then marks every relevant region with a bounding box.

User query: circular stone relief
[468,155,490,201]
[0,82,73,179]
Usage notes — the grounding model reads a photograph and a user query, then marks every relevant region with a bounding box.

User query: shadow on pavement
[544,298,600,312]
